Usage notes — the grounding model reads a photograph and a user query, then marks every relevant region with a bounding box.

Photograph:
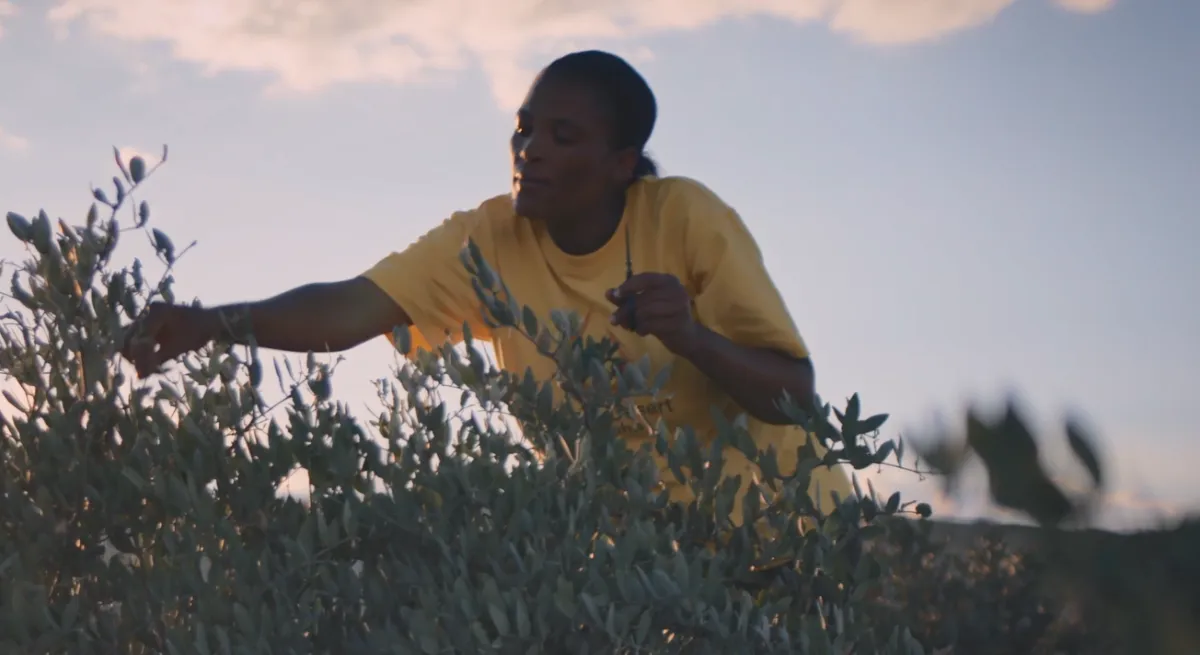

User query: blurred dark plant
[910,403,1200,654]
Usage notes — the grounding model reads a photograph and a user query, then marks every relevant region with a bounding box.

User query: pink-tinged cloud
[0,126,28,152]
[1054,0,1117,14]
[44,0,1116,108]
[0,1,15,39]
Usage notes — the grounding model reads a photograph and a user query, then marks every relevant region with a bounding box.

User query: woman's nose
[517,133,546,162]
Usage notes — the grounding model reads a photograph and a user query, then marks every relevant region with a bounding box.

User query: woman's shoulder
[440,193,519,238]
[637,175,728,208]
[473,194,531,245]
[410,194,518,263]
[458,193,518,226]
[477,193,518,216]
[634,175,739,234]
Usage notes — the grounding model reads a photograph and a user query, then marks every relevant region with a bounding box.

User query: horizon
[1,0,1197,531]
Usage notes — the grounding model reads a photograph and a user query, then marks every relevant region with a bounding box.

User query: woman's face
[510,74,636,223]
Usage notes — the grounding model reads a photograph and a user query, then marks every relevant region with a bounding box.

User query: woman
[122,50,851,519]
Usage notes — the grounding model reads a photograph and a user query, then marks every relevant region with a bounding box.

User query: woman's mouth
[514,174,552,190]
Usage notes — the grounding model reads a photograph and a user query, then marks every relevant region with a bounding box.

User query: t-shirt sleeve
[666,179,810,359]
[360,202,498,353]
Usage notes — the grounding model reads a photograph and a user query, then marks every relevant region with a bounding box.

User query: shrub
[0,148,933,654]
[6,148,1195,655]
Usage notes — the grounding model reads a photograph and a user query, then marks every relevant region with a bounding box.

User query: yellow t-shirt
[362,176,852,518]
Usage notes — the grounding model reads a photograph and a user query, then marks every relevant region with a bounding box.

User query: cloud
[0,125,28,152]
[0,1,15,39]
[1054,0,1116,14]
[45,0,1115,108]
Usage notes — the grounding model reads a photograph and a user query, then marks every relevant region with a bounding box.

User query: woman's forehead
[521,77,608,127]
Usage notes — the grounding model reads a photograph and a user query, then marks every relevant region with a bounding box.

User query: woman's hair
[541,50,659,179]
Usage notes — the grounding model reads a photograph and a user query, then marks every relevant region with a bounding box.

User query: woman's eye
[552,127,577,144]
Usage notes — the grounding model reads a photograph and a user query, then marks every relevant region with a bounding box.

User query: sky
[1,0,1197,531]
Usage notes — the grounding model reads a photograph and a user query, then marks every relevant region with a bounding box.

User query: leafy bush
[0,149,935,654]
[4,148,1195,655]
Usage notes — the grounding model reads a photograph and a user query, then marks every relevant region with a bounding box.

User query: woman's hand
[119,278,414,379]
[121,303,221,378]
[607,272,701,356]
[608,271,816,424]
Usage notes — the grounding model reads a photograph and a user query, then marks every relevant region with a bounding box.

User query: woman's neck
[546,194,626,256]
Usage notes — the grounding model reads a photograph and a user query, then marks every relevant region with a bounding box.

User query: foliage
[3,148,1196,655]
[0,148,933,654]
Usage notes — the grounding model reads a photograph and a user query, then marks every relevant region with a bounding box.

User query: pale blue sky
[1,0,1196,529]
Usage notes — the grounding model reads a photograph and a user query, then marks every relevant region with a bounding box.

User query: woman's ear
[611,147,640,185]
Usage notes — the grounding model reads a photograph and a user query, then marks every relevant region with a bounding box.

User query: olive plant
[0,148,939,654]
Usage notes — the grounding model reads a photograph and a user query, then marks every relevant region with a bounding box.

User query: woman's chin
[512,193,545,221]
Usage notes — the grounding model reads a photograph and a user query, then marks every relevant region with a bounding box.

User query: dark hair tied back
[634,152,658,178]
[543,50,658,181]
